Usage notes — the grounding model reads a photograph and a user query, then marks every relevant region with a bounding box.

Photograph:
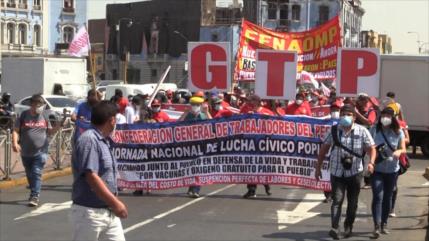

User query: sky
[361,0,429,54]
[87,0,429,54]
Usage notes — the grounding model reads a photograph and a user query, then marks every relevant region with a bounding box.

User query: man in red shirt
[210,97,234,118]
[241,94,273,198]
[151,99,170,122]
[285,93,312,116]
[111,89,129,114]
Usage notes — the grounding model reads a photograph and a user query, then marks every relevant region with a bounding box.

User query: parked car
[14,95,77,119]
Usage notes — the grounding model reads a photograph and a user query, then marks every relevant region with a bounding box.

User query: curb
[0,167,72,190]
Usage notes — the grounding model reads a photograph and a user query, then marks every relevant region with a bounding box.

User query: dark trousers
[330,174,363,229]
[247,184,270,194]
[188,185,201,194]
[391,172,399,212]
[371,172,398,226]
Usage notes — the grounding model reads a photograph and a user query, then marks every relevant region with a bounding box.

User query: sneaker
[191,192,200,198]
[187,191,194,197]
[28,196,39,207]
[373,226,381,239]
[133,190,143,196]
[343,225,353,238]
[381,224,390,234]
[328,229,340,240]
[243,192,256,199]
[389,212,396,217]
[323,197,332,203]
[362,185,371,189]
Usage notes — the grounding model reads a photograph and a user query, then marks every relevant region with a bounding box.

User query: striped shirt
[323,123,375,177]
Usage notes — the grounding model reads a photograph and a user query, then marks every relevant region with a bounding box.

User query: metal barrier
[0,116,74,180]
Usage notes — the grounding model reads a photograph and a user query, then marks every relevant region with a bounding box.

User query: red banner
[235,16,342,81]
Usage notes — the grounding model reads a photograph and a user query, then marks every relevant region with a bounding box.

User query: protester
[71,101,127,241]
[71,89,100,123]
[0,92,14,114]
[125,95,142,124]
[210,97,234,118]
[370,107,406,238]
[315,104,376,239]
[285,93,312,116]
[166,89,173,104]
[240,94,273,198]
[151,99,170,122]
[383,91,404,121]
[111,89,129,114]
[12,94,60,207]
[178,95,211,198]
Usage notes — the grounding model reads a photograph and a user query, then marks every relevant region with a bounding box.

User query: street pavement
[0,156,428,241]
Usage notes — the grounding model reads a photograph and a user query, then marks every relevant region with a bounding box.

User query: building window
[112,69,118,79]
[319,5,330,25]
[63,26,74,43]
[18,24,26,44]
[34,24,41,46]
[267,0,277,20]
[97,56,102,65]
[1,0,5,7]
[151,69,157,78]
[292,5,300,21]
[18,0,27,9]
[7,23,15,44]
[7,0,16,8]
[63,0,74,12]
[33,0,41,10]
[127,69,141,84]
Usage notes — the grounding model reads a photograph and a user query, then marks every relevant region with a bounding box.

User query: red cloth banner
[235,16,342,81]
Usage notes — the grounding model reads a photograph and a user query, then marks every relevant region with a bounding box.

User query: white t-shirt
[124,106,139,124]
[115,113,127,124]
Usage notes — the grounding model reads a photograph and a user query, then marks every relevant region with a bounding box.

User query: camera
[341,155,353,170]
[376,144,389,162]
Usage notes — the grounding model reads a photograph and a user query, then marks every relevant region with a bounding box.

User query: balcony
[33,5,41,10]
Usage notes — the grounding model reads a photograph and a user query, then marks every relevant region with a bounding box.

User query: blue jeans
[371,172,398,226]
[188,185,201,194]
[21,153,47,197]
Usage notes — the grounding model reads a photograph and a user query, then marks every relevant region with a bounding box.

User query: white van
[104,83,178,100]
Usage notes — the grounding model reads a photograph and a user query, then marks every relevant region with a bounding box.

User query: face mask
[214,105,222,111]
[35,105,45,114]
[296,100,303,105]
[153,107,161,113]
[339,116,353,127]
[191,105,201,113]
[331,111,340,119]
[381,117,392,126]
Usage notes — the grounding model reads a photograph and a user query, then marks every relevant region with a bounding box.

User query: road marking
[124,184,235,234]
[277,193,324,230]
[14,201,72,220]
[167,224,176,228]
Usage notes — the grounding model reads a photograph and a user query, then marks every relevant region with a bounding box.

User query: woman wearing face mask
[370,107,406,238]
[178,96,212,198]
[285,93,312,116]
[151,99,170,122]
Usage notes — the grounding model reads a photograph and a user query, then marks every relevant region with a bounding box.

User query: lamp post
[407,31,421,54]
[117,18,133,83]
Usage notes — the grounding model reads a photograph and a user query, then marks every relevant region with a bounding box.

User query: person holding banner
[178,96,211,198]
[315,104,376,240]
[285,93,312,116]
[241,94,273,198]
[71,101,127,241]
[210,97,234,118]
[151,99,171,122]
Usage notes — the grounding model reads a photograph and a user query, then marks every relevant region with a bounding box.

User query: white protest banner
[68,26,90,57]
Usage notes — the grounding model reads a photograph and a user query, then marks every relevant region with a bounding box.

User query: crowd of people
[7,82,409,240]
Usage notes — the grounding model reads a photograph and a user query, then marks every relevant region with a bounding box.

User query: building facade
[243,0,365,47]
[1,0,49,56]
[360,30,392,54]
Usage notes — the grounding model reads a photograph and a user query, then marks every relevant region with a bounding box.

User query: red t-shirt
[239,104,253,114]
[221,101,230,108]
[117,97,129,114]
[153,111,170,122]
[214,109,234,118]
[257,107,274,116]
[285,102,312,116]
[358,106,377,125]
[276,107,286,116]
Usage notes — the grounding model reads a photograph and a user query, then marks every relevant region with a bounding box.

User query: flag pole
[84,24,97,90]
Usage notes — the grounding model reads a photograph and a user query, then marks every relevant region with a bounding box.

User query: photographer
[315,104,376,239]
[370,107,406,238]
